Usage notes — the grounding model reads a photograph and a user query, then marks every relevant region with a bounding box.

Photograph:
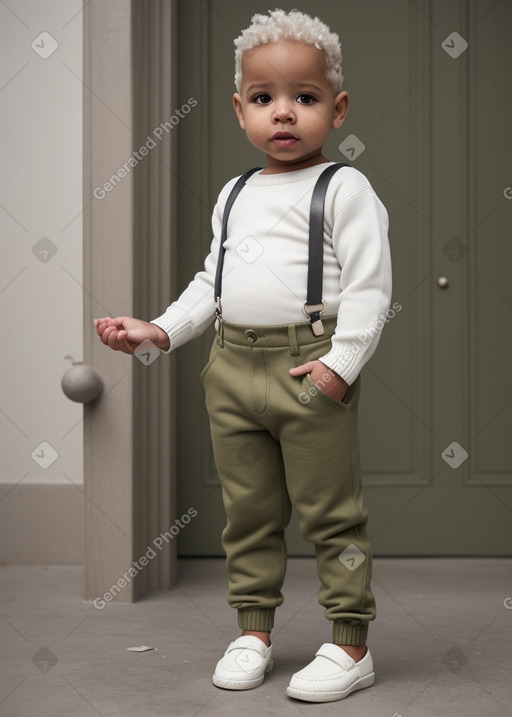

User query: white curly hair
[234,8,344,94]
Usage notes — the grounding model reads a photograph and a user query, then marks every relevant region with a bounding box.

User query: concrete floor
[0,558,511,717]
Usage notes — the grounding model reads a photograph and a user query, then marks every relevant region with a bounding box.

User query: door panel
[176,0,512,555]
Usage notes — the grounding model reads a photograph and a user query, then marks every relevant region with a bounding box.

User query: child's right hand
[94,316,170,354]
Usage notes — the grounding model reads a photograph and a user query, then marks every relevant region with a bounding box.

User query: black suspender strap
[304,162,350,335]
[214,162,351,336]
[214,167,262,326]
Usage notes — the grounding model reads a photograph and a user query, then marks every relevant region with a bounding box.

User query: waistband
[219,315,337,351]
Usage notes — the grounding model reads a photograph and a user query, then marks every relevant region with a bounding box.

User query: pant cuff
[238,608,275,632]
[332,620,368,645]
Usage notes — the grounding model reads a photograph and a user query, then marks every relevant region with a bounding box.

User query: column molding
[83,0,177,602]
[132,0,177,597]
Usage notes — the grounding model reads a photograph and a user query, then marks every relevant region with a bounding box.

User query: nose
[272,99,296,123]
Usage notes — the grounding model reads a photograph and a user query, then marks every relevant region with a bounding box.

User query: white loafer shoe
[286,643,374,702]
[212,635,273,690]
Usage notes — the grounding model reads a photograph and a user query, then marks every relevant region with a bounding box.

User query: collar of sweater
[246,161,334,186]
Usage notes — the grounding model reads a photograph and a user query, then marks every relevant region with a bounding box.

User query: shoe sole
[286,671,374,702]
[212,660,274,690]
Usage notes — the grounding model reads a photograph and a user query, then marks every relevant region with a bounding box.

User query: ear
[332,91,349,130]
[233,93,246,130]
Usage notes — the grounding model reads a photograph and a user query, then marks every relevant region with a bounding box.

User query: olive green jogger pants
[201,315,376,646]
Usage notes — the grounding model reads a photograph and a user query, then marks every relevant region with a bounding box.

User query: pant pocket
[301,372,360,411]
[200,338,221,383]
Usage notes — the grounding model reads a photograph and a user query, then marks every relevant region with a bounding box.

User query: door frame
[83,0,178,602]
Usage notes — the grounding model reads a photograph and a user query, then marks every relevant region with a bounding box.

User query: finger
[94,318,107,333]
[101,325,120,347]
[107,329,124,350]
[99,324,112,344]
[105,317,122,328]
[119,339,135,355]
[289,361,316,376]
[95,318,116,337]
[111,316,129,328]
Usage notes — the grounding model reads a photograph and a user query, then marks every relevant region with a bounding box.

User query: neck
[261,152,329,174]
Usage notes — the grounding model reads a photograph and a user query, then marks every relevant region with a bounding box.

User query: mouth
[271,131,299,147]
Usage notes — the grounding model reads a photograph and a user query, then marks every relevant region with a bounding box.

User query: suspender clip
[303,300,326,336]
[214,297,225,346]
[214,297,222,332]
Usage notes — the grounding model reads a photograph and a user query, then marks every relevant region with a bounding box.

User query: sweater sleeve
[150,177,238,353]
[318,172,393,384]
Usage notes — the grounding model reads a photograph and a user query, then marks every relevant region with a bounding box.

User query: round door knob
[61,362,103,403]
[437,276,449,288]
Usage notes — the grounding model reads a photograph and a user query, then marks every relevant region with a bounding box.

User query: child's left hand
[289,361,349,402]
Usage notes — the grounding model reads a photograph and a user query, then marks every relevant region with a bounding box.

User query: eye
[296,94,317,104]
[253,93,272,104]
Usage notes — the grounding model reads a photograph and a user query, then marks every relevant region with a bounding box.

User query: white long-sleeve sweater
[151,162,392,385]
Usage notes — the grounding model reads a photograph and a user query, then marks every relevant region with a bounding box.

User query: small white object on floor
[126,645,156,652]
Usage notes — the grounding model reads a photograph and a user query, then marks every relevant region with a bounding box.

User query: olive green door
[175,0,512,556]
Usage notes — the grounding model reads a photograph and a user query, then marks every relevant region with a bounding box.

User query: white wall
[0,0,83,488]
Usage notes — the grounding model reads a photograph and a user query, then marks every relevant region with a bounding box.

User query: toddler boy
[95,9,392,703]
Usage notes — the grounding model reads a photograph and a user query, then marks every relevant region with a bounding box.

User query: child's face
[233,39,349,173]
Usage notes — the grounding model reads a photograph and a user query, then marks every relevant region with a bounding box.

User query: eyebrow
[245,82,324,94]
